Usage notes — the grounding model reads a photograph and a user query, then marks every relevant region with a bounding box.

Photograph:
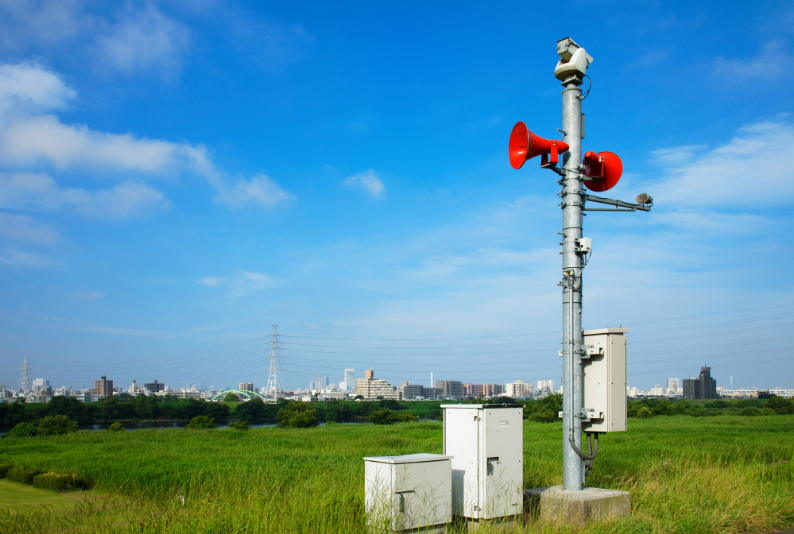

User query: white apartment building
[356,370,398,400]
[505,380,535,399]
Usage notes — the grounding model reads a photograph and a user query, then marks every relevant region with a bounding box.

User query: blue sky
[1,1,793,393]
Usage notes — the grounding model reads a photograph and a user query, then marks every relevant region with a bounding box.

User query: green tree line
[3,393,792,428]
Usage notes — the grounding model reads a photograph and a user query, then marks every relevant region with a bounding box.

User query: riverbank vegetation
[0,414,792,533]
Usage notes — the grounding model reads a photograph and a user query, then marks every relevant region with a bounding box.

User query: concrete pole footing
[524,486,631,527]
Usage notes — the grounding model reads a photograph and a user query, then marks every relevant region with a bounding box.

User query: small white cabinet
[364,453,452,531]
[442,405,523,520]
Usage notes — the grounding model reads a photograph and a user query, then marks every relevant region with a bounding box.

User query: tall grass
[0,415,792,533]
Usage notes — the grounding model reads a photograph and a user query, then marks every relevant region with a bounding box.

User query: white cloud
[647,120,794,209]
[198,276,226,287]
[0,172,170,219]
[713,40,794,81]
[0,115,204,173]
[343,169,385,198]
[198,270,278,294]
[0,62,76,120]
[0,212,58,243]
[75,288,105,301]
[0,62,295,209]
[0,0,86,50]
[0,248,51,267]
[217,174,295,207]
[93,5,191,76]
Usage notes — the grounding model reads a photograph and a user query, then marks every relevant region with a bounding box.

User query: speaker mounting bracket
[583,194,651,212]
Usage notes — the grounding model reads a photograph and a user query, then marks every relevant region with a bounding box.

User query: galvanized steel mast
[559,53,585,491]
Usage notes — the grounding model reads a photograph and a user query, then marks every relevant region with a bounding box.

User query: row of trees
[627,396,794,418]
[0,395,269,426]
[5,393,789,429]
[0,396,426,427]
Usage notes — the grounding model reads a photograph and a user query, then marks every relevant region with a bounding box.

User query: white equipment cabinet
[364,453,452,532]
[442,405,523,520]
[582,327,628,432]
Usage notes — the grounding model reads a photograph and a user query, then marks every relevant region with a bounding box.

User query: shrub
[33,473,90,492]
[7,467,42,485]
[394,412,419,423]
[0,464,11,478]
[39,415,78,436]
[186,416,216,429]
[740,407,762,416]
[325,420,337,426]
[109,422,126,432]
[369,408,394,425]
[761,408,776,416]
[530,409,557,423]
[276,402,318,428]
[229,420,250,431]
[223,392,239,402]
[637,407,653,419]
[7,421,38,437]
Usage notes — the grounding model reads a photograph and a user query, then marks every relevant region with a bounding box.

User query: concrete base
[401,524,446,534]
[449,516,519,533]
[524,486,630,527]
[464,516,519,532]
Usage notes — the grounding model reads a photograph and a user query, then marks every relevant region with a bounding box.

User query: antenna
[265,325,283,404]
[19,356,31,394]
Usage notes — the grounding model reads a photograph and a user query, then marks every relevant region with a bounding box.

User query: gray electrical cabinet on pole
[582,328,628,433]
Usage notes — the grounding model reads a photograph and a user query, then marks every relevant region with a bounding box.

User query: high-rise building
[537,380,555,392]
[435,380,465,398]
[462,384,504,397]
[92,376,113,396]
[341,369,356,391]
[239,382,254,392]
[423,387,442,398]
[398,381,424,400]
[310,375,329,392]
[683,367,717,400]
[356,370,398,400]
[464,383,485,397]
[144,380,165,393]
[667,378,680,391]
[484,384,504,397]
[505,380,535,398]
[32,378,52,394]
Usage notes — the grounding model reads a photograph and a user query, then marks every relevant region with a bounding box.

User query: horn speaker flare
[509,122,569,169]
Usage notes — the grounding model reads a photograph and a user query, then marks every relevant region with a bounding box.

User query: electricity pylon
[265,325,283,404]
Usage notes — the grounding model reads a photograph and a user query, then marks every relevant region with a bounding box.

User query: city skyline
[8,356,787,398]
[1,3,793,391]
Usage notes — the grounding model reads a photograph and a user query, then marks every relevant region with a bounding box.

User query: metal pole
[561,77,584,491]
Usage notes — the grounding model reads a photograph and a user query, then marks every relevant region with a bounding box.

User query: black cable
[579,75,591,100]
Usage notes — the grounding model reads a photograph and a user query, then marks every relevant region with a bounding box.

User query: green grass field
[1,415,793,533]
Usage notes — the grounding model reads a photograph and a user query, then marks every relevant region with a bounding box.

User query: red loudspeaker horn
[509,121,570,169]
[583,151,623,192]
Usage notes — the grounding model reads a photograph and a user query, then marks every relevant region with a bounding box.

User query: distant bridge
[210,389,268,402]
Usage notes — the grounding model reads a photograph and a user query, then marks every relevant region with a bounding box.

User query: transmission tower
[19,356,31,393]
[265,325,283,404]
